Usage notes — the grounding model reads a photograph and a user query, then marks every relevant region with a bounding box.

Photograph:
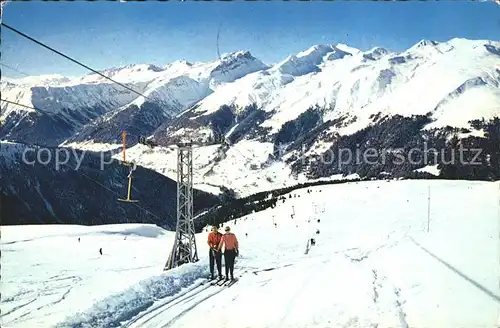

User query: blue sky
[2,1,499,77]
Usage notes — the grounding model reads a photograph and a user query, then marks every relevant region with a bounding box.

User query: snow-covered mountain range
[1,38,499,198]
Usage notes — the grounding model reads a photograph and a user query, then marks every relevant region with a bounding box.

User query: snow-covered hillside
[1,180,498,328]
[99,39,500,195]
[112,141,297,197]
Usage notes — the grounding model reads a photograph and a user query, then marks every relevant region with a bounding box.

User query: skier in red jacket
[207,226,223,280]
[218,226,239,281]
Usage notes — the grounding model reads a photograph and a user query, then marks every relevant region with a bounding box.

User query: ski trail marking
[124,280,211,327]
[161,285,229,327]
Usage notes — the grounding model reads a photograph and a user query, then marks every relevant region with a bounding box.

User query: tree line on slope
[286,113,499,181]
[196,177,369,230]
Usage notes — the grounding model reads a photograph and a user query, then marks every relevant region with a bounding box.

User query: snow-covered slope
[131,38,499,194]
[113,141,296,197]
[1,180,498,327]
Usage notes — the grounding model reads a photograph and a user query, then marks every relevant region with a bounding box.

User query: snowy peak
[132,74,210,110]
[2,74,72,87]
[219,50,256,63]
[298,44,357,61]
[98,63,165,75]
[406,39,443,56]
[325,45,353,61]
[297,44,336,62]
[209,50,269,86]
[165,60,193,69]
[362,47,390,61]
[334,43,361,55]
[272,47,328,77]
[219,50,267,70]
[273,45,333,76]
[413,39,440,49]
[79,64,166,84]
[273,54,321,76]
[273,44,355,76]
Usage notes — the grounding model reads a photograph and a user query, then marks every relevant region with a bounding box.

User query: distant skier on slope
[207,226,223,280]
[218,226,239,281]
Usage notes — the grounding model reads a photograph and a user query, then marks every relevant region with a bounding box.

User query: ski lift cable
[0,62,31,77]
[0,98,52,117]
[75,167,168,224]
[1,22,227,145]
[1,22,153,102]
[1,22,170,139]
[0,24,206,151]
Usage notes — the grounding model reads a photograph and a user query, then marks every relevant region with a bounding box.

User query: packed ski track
[125,276,242,328]
[1,180,499,328]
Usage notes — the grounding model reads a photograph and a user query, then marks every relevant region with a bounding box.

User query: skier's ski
[211,277,228,286]
[226,278,238,287]
[211,277,225,286]
[218,279,228,286]
[220,277,239,287]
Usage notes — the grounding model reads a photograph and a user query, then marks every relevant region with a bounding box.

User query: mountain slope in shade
[0,141,220,226]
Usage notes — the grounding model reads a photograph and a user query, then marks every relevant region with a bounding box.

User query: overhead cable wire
[75,168,167,224]
[0,98,51,116]
[1,22,239,148]
[1,23,231,149]
[1,22,153,102]
[0,62,31,77]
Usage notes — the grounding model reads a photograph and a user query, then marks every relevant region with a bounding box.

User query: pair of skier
[207,225,239,281]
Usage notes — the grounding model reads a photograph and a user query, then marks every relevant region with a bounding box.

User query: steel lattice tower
[164,143,199,270]
[138,135,225,271]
